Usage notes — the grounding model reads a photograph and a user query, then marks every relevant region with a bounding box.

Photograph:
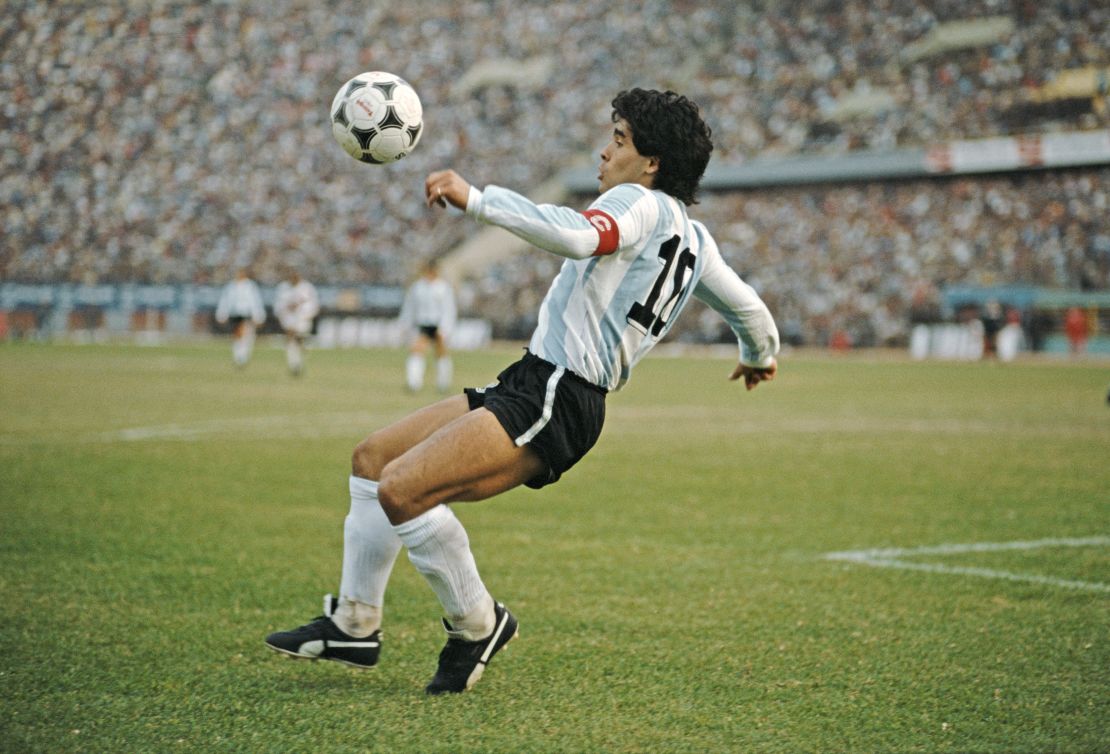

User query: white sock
[335,476,402,637]
[241,327,256,361]
[393,504,495,640]
[406,353,425,391]
[286,340,303,373]
[436,356,453,392]
[232,338,248,365]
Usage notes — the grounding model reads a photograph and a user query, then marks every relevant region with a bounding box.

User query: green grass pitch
[1,341,1107,753]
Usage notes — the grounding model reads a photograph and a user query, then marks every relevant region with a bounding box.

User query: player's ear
[644,155,660,176]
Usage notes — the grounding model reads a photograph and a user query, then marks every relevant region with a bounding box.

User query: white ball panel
[331,121,362,159]
[348,90,388,129]
[393,86,422,123]
[368,129,408,163]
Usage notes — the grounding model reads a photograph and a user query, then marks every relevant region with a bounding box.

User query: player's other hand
[425,170,470,210]
[730,359,777,391]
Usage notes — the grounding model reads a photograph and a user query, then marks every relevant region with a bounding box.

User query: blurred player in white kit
[275,269,320,376]
[399,259,457,392]
[215,267,267,368]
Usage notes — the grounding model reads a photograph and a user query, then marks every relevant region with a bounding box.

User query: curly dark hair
[611,88,713,206]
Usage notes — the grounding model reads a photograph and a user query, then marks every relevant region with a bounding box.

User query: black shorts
[465,351,607,489]
[418,325,439,339]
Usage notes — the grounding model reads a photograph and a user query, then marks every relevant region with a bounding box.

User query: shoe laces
[437,636,484,668]
[289,614,334,637]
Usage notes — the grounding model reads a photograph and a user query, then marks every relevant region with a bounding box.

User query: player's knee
[351,435,389,480]
[376,464,416,524]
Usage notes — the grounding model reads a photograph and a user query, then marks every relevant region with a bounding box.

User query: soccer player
[1064,306,1088,356]
[399,259,457,392]
[274,269,320,376]
[266,89,779,694]
[215,267,266,368]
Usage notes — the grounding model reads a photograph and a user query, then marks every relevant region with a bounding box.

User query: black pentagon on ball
[333,105,349,128]
[344,79,367,97]
[371,80,396,98]
[378,104,405,129]
[350,125,376,150]
[359,152,384,164]
[406,122,423,142]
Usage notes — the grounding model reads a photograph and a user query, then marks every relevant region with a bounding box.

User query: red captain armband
[582,209,619,256]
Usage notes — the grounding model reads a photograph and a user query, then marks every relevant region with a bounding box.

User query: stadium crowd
[3,1,1108,344]
[700,167,1109,347]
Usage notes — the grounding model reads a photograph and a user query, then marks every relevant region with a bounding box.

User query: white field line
[825,536,1110,592]
[100,412,391,442]
[0,412,392,445]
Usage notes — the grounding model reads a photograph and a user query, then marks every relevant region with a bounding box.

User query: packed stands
[3,1,1107,344]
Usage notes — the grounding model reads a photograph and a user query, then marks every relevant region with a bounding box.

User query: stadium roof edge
[561,130,1110,192]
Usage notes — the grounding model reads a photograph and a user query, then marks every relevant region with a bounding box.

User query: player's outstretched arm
[428,177,641,261]
[729,359,777,391]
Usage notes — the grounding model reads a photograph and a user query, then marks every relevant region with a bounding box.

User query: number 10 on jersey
[627,235,696,338]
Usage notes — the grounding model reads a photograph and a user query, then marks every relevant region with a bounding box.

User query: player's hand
[425,170,470,210]
[729,359,777,391]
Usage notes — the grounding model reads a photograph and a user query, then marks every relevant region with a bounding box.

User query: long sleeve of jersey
[398,287,414,329]
[693,237,780,368]
[300,283,320,320]
[467,184,619,259]
[247,282,266,325]
[215,287,231,323]
[439,282,457,334]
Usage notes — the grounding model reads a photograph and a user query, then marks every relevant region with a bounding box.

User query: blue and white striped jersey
[467,182,779,392]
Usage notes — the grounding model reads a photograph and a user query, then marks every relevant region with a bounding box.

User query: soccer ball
[330,71,423,164]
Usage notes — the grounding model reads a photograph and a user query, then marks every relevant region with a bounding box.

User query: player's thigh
[378,407,544,521]
[352,394,471,478]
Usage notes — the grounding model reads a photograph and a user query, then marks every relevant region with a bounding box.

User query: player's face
[598,119,658,193]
